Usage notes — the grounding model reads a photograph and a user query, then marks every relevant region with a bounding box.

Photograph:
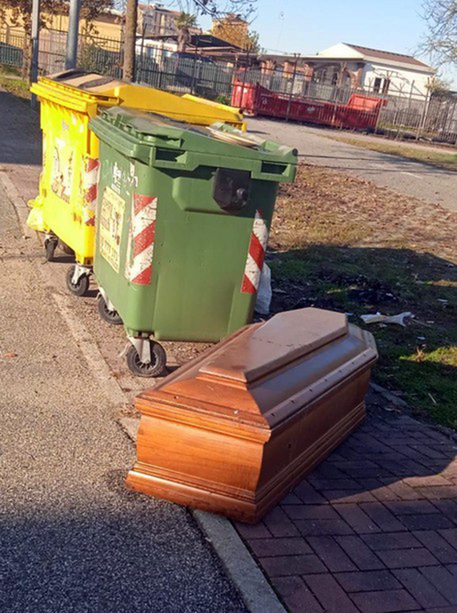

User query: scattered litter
[360,311,414,327]
[437,299,449,304]
[384,406,401,414]
[3,352,18,359]
[118,342,131,359]
[272,288,287,294]
[428,392,438,405]
[417,336,426,341]
[255,263,272,315]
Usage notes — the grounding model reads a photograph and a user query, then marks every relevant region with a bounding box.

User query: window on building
[373,77,382,93]
[382,78,391,95]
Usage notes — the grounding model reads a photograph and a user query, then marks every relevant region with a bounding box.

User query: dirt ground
[267,164,457,429]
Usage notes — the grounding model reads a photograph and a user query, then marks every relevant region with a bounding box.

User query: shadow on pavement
[0,90,41,167]
[0,471,247,613]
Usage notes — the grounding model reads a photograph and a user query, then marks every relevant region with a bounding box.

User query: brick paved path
[236,407,457,613]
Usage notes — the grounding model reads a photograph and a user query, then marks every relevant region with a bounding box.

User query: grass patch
[0,74,31,100]
[0,64,21,76]
[269,164,457,430]
[330,136,457,171]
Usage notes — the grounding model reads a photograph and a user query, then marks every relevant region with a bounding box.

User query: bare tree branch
[419,0,457,66]
[172,0,257,21]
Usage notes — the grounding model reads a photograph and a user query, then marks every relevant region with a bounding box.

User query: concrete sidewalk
[0,90,247,613]
[2,88,457,613]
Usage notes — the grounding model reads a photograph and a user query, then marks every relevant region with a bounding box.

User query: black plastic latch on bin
[213,169,251,212]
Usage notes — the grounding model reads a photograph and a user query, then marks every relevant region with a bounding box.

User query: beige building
[0,4,187,43]
[0,6,124,42]
[140,3,181,37]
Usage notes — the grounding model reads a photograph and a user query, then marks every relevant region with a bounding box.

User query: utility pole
[65,0,82,70]
[123,0,138,82]
[30,0,40,109]
[286,53,299,121]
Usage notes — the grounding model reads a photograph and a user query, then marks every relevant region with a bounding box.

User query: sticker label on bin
[51,137,74,203]
[99,186,125,273]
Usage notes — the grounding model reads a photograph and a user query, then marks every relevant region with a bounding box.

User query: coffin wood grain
[126,308,377,522]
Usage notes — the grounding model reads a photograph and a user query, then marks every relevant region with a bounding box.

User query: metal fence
[0,29,24,67]
[377,93,457,144]
[1,25,457,145]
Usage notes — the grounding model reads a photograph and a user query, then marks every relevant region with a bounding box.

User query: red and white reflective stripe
[83,157,100,226]
[126,194,158,285]
[241,210,269,294]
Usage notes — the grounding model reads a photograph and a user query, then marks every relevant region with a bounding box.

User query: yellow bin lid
[30,69,245,128]
[30,70,120,113]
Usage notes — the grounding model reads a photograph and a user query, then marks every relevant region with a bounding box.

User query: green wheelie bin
[89,107,297,377]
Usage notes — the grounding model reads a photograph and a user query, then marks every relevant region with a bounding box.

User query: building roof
[344,44,432,69]
[261,43,435,74]
[146,33,242,50]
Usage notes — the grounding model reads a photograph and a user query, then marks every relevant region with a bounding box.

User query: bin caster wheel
[126,342,167,378]
[98,295,123,325]
[66,265,90,297]
[44,237,58,262]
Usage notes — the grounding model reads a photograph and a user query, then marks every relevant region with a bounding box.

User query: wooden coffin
[126,308,377,523]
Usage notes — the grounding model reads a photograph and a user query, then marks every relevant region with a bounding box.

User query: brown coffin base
[126,308,377,523]
[126,400,366,523]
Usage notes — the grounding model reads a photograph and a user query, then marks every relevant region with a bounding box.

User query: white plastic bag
[255,263,272,315]
[360,311,413,327]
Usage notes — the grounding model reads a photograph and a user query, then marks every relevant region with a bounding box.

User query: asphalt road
[247,118,457,213]
[0,179,246,612]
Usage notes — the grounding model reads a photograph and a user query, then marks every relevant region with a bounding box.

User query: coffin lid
[200,308,347,384]
[137,308,377,431]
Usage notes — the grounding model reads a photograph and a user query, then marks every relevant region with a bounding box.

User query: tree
[0,0,112,78]
[427,75,452,95]
[176,0,257,21]
[176,12,197,53]
[246,30,260,54]
[122,0,137,80]
[120,0,256,81]
[211,13,259,51]
[80,0,114,36]
[420,0,457,66]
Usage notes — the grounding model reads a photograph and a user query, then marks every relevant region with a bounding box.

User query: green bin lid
[89,107,297,183]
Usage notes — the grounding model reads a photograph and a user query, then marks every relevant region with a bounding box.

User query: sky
[183,0,456,84]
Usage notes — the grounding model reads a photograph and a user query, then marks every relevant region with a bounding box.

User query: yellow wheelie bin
[28,70,246,296]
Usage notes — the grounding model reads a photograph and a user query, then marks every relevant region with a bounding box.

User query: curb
[120,415,287,613]
[194,511,287,613]
[1,170,286,613]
